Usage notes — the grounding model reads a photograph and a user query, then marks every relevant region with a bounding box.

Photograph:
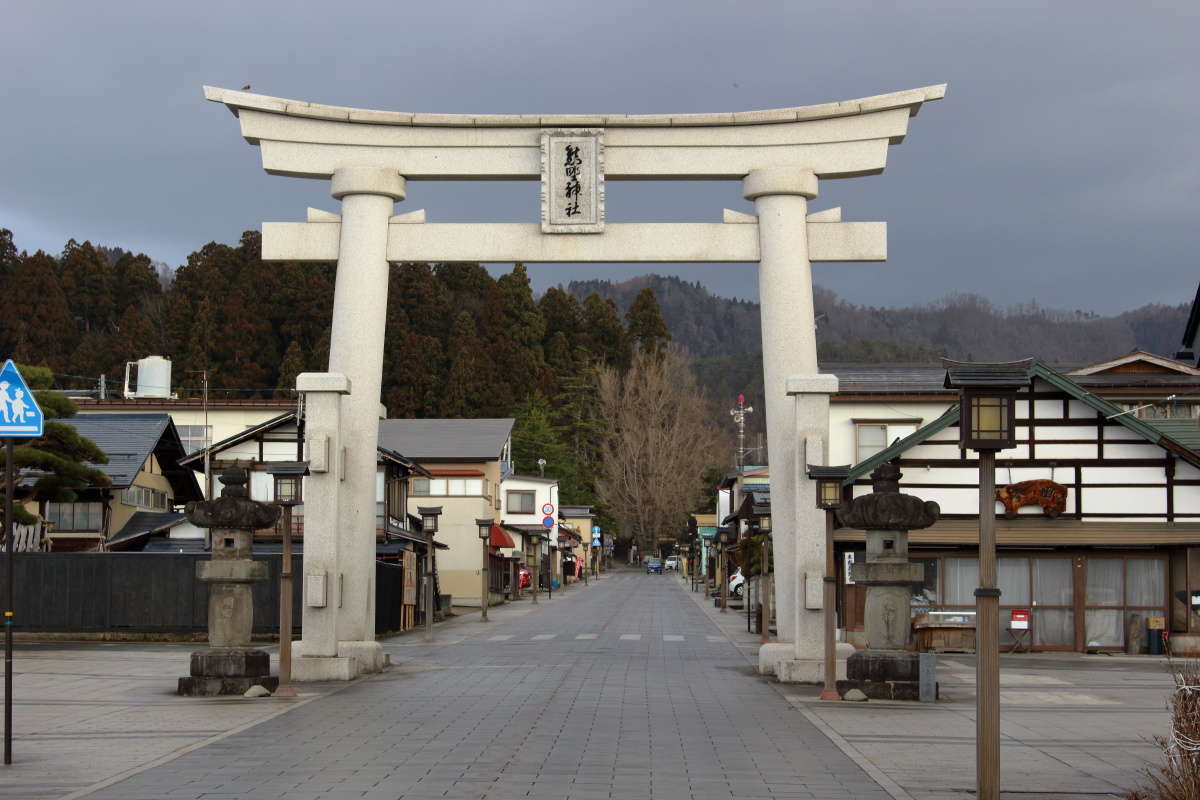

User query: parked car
[664,555,680,572]
[519,565,531,589]
[645,557,664,574]
[729,567,745,597]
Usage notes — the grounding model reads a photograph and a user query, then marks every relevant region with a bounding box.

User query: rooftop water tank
[124,355,175,399]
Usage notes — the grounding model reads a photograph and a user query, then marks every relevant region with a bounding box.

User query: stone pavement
[681,575,1174,799]
[73,570,892,800]
[2,570,1178,799]
[0,641,334,800]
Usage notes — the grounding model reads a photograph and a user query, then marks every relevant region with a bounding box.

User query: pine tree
[2,251,77,368]
[106,304,159,375]
[276,339,306,395]
[626,287,671,358]
[441,311,491,417]
[510,393,578,494]
[111,252,162,318]
[1,365,108,527]
[582,293,631,370]
[56,240,114,335]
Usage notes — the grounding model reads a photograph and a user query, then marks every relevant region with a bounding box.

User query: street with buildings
[0,570,1172,800]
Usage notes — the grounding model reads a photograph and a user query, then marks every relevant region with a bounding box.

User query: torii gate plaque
[205,84,944,681]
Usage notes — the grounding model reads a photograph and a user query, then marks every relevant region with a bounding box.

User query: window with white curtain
[1125,559,1164,607]
[944,558,979,605]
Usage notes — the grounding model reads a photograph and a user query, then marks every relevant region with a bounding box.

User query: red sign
[1011,609,1030,630]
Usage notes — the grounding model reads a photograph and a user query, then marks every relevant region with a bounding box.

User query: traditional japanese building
[832,359,1200,653]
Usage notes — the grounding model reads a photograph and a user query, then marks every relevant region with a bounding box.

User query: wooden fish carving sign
[995,480,1067,519]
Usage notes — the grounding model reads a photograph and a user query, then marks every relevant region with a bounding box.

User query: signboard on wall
[844,552,855,585]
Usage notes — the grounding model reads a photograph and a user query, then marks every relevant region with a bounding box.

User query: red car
[519,566,532,589]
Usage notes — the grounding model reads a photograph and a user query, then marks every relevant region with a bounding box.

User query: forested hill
[567,276,1190,364]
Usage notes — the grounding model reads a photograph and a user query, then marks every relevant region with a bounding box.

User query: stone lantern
[835,462,939,700]
[178,468,282,696]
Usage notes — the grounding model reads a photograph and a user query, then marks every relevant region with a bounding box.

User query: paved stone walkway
[78,571,891,800]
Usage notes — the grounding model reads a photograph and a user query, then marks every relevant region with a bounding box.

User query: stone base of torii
[203,83,944,682]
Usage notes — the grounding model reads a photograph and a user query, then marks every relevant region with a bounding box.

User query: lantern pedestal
[837,650,930,701]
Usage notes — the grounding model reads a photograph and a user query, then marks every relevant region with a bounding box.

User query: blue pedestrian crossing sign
[0,360,43,437]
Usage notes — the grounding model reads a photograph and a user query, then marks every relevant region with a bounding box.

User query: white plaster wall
[1068,400,1097,419]
[249,471,272,502]
[1081,466,1164,485]
[827,400,950,466]
[1037,426,1098,441]
[1177,462,1200,481]
[1104,443,1166,459]
[263,440,301,460]
[1172,490,1200,515]
[217,441,261,461]
[1033,399,1065,417]
[1037,444,1098,460]
[1081,486,1165,516]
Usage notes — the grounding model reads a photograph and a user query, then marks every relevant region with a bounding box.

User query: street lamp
[753,511,772,642]
[265,461,308,696]
[716,526,736,613]
[944,359,1027,800]
[528,531,539,605]
[477,518,493,622]
[418,506,442,642]
[807,464,850,702]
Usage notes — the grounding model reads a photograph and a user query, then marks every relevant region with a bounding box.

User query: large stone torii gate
[205,84,944,681]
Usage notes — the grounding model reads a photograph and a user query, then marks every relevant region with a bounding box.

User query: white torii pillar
[204,84,943,682]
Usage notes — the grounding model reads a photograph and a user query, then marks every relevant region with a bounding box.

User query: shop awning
[490,524,516,548]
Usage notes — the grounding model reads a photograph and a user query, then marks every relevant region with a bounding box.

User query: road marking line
[663,635,684,642]
[576,634,599,640]
[531,634,556,641]
[487,635,513,641]
[619,634,642,641]
[706,635,724,642]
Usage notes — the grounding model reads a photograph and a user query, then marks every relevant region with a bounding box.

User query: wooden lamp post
[418,506,442,642]
[944,359,1028,800]
[756,511,771,643]
[808,464,850,702]
[716,526,736,613]
[265,461,308,696]
[477,518,493,621]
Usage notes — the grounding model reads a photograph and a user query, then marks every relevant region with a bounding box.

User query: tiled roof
[63,413,170,487]
[378,418,514,461]
[106,511,187,549]
[1145,419,1200,454]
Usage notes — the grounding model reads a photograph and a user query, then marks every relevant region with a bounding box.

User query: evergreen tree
[1,365,108,527]
[441,311,491,417]
[582,293,631,370]
[276,339,306,395]
[1,250,77,368]
[111,252,162,318]
[106,304,159,376]
[510,392,587,500]
[626,287,671,358]
[56,240,114,335]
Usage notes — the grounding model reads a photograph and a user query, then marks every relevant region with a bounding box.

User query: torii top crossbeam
[204,84,944,181]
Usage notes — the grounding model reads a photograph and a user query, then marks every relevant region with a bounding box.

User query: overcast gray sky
[2,1,1197,314]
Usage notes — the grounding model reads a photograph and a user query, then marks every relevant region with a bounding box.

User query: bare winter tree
[595,349,728,559]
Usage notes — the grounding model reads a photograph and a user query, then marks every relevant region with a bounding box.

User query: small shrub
[1128,658,1200,800]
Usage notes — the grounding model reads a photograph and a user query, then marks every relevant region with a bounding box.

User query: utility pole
[189,370,212,498]
[729,394,754,471]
